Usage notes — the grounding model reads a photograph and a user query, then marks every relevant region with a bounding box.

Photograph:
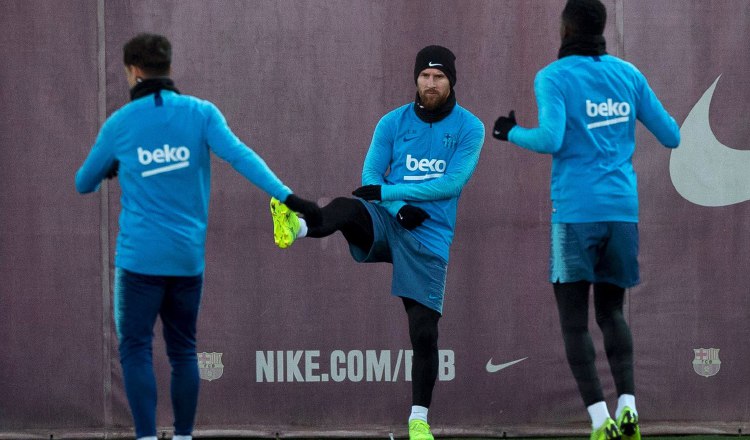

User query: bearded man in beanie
[269,45,484,440]
[492,1,679,439]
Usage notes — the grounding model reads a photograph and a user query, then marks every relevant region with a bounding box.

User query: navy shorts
[550,222,639,288]
[348,201,448,314]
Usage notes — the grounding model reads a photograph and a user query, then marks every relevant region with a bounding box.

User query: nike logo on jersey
[485,357,528,373]
[670,75,750,206]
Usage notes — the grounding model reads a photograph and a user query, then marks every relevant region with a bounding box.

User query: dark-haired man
[270,45,484,440]
[75,33,319,440]
[492,1,679,439]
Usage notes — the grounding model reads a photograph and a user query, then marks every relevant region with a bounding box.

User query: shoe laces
[604,422,622,439]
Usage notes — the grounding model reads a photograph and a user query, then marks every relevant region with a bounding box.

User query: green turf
[438,437,743,440]
[202,436,744,440]
[494,435,747,440]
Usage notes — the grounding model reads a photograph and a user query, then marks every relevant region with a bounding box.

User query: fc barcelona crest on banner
[692,348,721,377]
[198,352,224,381]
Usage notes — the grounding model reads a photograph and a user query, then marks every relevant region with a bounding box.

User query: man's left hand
[492,110,517,141]
[352,185,381,201]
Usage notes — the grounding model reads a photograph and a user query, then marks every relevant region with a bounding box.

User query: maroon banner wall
[1,1,748,438]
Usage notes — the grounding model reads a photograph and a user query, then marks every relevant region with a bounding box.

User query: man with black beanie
[492,1,680,439]
[270,45,484,440]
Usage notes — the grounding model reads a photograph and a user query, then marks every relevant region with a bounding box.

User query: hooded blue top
[509,54,680,223]
[76,90,292,276]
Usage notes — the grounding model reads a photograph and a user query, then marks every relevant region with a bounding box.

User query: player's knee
[328,196,358,211]
[561,322,588,335]
[595,308,624,328]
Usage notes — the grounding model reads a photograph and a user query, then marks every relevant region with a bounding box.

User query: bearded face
[416,68,451,110]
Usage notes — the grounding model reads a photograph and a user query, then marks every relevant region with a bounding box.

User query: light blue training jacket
[362,102,485,262]
[76,90,292,276]
[509,54,680,223]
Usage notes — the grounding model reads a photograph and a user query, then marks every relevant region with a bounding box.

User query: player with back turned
[75,33,320,440]
[492,1,680,439]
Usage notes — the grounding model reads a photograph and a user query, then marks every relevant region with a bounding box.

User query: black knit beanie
[562,0,607,35]
[414,45,456,87]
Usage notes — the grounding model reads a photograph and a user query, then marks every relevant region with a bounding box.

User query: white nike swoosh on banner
[485,357,528,373]
[669,75,750,206]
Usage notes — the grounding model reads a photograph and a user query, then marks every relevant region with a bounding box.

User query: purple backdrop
[1,0,748,438]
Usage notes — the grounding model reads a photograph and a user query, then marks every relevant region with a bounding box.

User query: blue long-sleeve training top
[76,90,291,276]
[362,102,485,261]
[509,54,680,223]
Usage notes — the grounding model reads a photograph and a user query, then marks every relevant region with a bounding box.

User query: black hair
[122,33,172,76]
[561,0,607,35]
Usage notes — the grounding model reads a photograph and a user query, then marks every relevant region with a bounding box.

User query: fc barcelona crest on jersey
[692,348,720,378]
[198,352,224,381]
[443,133,457,149]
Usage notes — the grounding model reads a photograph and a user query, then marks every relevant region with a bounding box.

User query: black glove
[396,205,430,230]
[352,185,381,201]
[492,110,517,141]
[105,161,119,179]
[283,194,322,227]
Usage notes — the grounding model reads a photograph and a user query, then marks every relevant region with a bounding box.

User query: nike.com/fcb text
[255,349,455,383]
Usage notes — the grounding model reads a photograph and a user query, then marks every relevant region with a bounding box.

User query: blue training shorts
[348,201,448,314]
[550,222,639,288]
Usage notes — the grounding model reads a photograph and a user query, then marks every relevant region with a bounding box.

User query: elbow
[446,184,463,199]
[75,174,96,194]
[76,183,95,194]
[544,131,564,154]
[361,170,380,186]
[530,125,563,154]
[660,120,681,149]
[441,178,468,199]
[665,131,681,149]
[75,179,87,194]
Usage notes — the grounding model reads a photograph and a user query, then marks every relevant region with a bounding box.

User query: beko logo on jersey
[137,144,191,177]
[404,154,446,181]
[138,145,190,165]
[585,99,631,129]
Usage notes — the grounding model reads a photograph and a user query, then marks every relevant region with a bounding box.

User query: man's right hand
[396,205,430,230]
